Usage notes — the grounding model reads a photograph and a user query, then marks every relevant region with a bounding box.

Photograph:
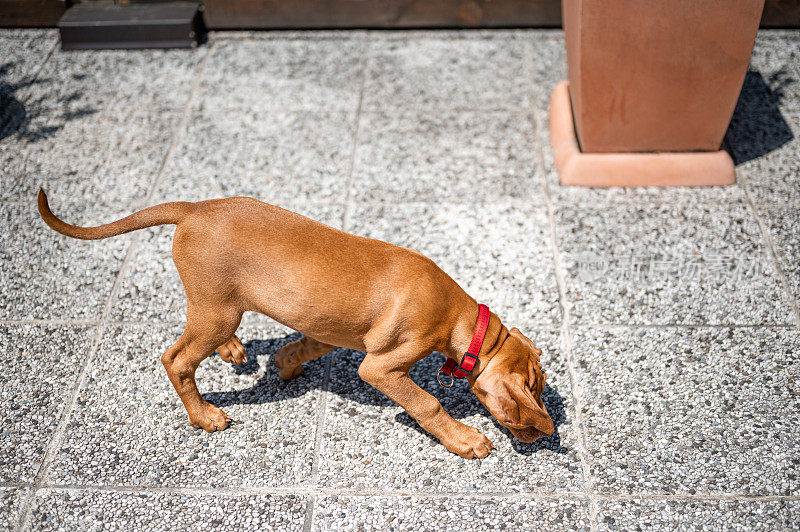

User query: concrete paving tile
[747,32,800,114]
[199,38,366,112]
[1,31,57,144]
[544,169,749,207]
[0,487,29,532]
[0,29,58,40]
[543,163,749,207]
[108,204,344,322]
[0,324,95,483]
[729,111,800,205]
[350,110,541,204]
[3,106,179,211]
[346,203,560,325]
[19,47,204,113]
[0,202,131,321]
[0,30,57,89]
[554,201,793,325]
[363,37,528,111]
[756,204,800,303]
[0,143,25,183]
[1,31,58,180]
[157,107,354,203]
[28,488,306,531]
[317,328,583,493]
[527,32,567,113]
[47,322,322,488]
[787,501,800,526]
[313,495,591,531]
[210,30,370,42]
[105,226,184,324]
[573,327,800,495]
[597,498,796,531]
[372,29,534,42]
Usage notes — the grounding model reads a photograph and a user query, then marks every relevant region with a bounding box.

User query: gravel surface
[1,27,798,531]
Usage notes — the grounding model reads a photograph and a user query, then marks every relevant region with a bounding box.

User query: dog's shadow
[203,333,569,456]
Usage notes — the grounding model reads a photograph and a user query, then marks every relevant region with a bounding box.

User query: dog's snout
[509,425,551,443]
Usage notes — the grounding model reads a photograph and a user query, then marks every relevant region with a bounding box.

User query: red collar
[437,304,490,388]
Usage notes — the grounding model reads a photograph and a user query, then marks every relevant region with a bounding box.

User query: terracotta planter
[550,0,765,187]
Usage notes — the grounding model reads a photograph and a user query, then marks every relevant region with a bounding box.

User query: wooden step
[57,2,204,50]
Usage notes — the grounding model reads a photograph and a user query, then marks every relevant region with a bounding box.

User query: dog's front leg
[358,353,494,459]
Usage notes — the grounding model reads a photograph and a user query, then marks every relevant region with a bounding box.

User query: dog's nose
[542,415,555,436]
[510,425,552,443]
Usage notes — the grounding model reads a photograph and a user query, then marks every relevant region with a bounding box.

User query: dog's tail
[37,189,197,240]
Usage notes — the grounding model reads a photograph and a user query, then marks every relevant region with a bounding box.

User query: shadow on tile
[393,381,569,456]
[203,333,569,458]
[725,69,794,164]
[0,60,97,141]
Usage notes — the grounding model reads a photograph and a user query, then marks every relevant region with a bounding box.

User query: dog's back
[170,197,464,351]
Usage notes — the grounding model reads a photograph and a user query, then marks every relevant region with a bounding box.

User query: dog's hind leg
[216,335,246,365]
[162,305,242,432]
[274,335,335,380]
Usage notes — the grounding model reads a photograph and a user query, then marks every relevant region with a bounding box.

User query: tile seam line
[16,36,59,107]
[595,492,800,502]
[526,42,600,530]
[15,196,794,210]
[745,35,800,326]
[3,318,797,330]
[8,36,95,532]
[0,319,100,327]
[302,496,316,532]
[5,198,557,210]
[545,130,603,532]
[525,40,600,532]
[339,35,370,232]
[0,482,32,489]
[13,195,792,214]
[12,44,214,532]
[97,105,538,114]
[739,161,800,330]
[31,484,590,500]
[304,352,332,532]
[11,482,800,502]
[570,323,799,329]
[302,34,370,532]
[7,483,800,502]
[9,34,58,179]
[548,197,800,208]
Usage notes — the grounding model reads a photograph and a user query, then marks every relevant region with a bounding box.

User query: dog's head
[470,327,554,442]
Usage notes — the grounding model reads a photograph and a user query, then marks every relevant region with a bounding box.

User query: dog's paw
[189,403,231,432]
[216,335,247,365]
[274,341,304,380]
[444,425,495,459]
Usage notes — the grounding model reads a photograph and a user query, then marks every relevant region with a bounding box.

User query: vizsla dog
[38,191,554,458]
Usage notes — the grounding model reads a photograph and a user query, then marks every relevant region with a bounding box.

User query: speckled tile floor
[1,28,799,531]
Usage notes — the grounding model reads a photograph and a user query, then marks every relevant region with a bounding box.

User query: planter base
[548,81,736,187]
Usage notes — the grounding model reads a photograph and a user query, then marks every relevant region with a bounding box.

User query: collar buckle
[437,368,455,388]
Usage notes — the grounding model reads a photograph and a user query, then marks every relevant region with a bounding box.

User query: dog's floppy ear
[479,372,554,436]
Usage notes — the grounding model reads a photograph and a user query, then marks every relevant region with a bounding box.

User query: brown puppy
[38,191,554,458]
